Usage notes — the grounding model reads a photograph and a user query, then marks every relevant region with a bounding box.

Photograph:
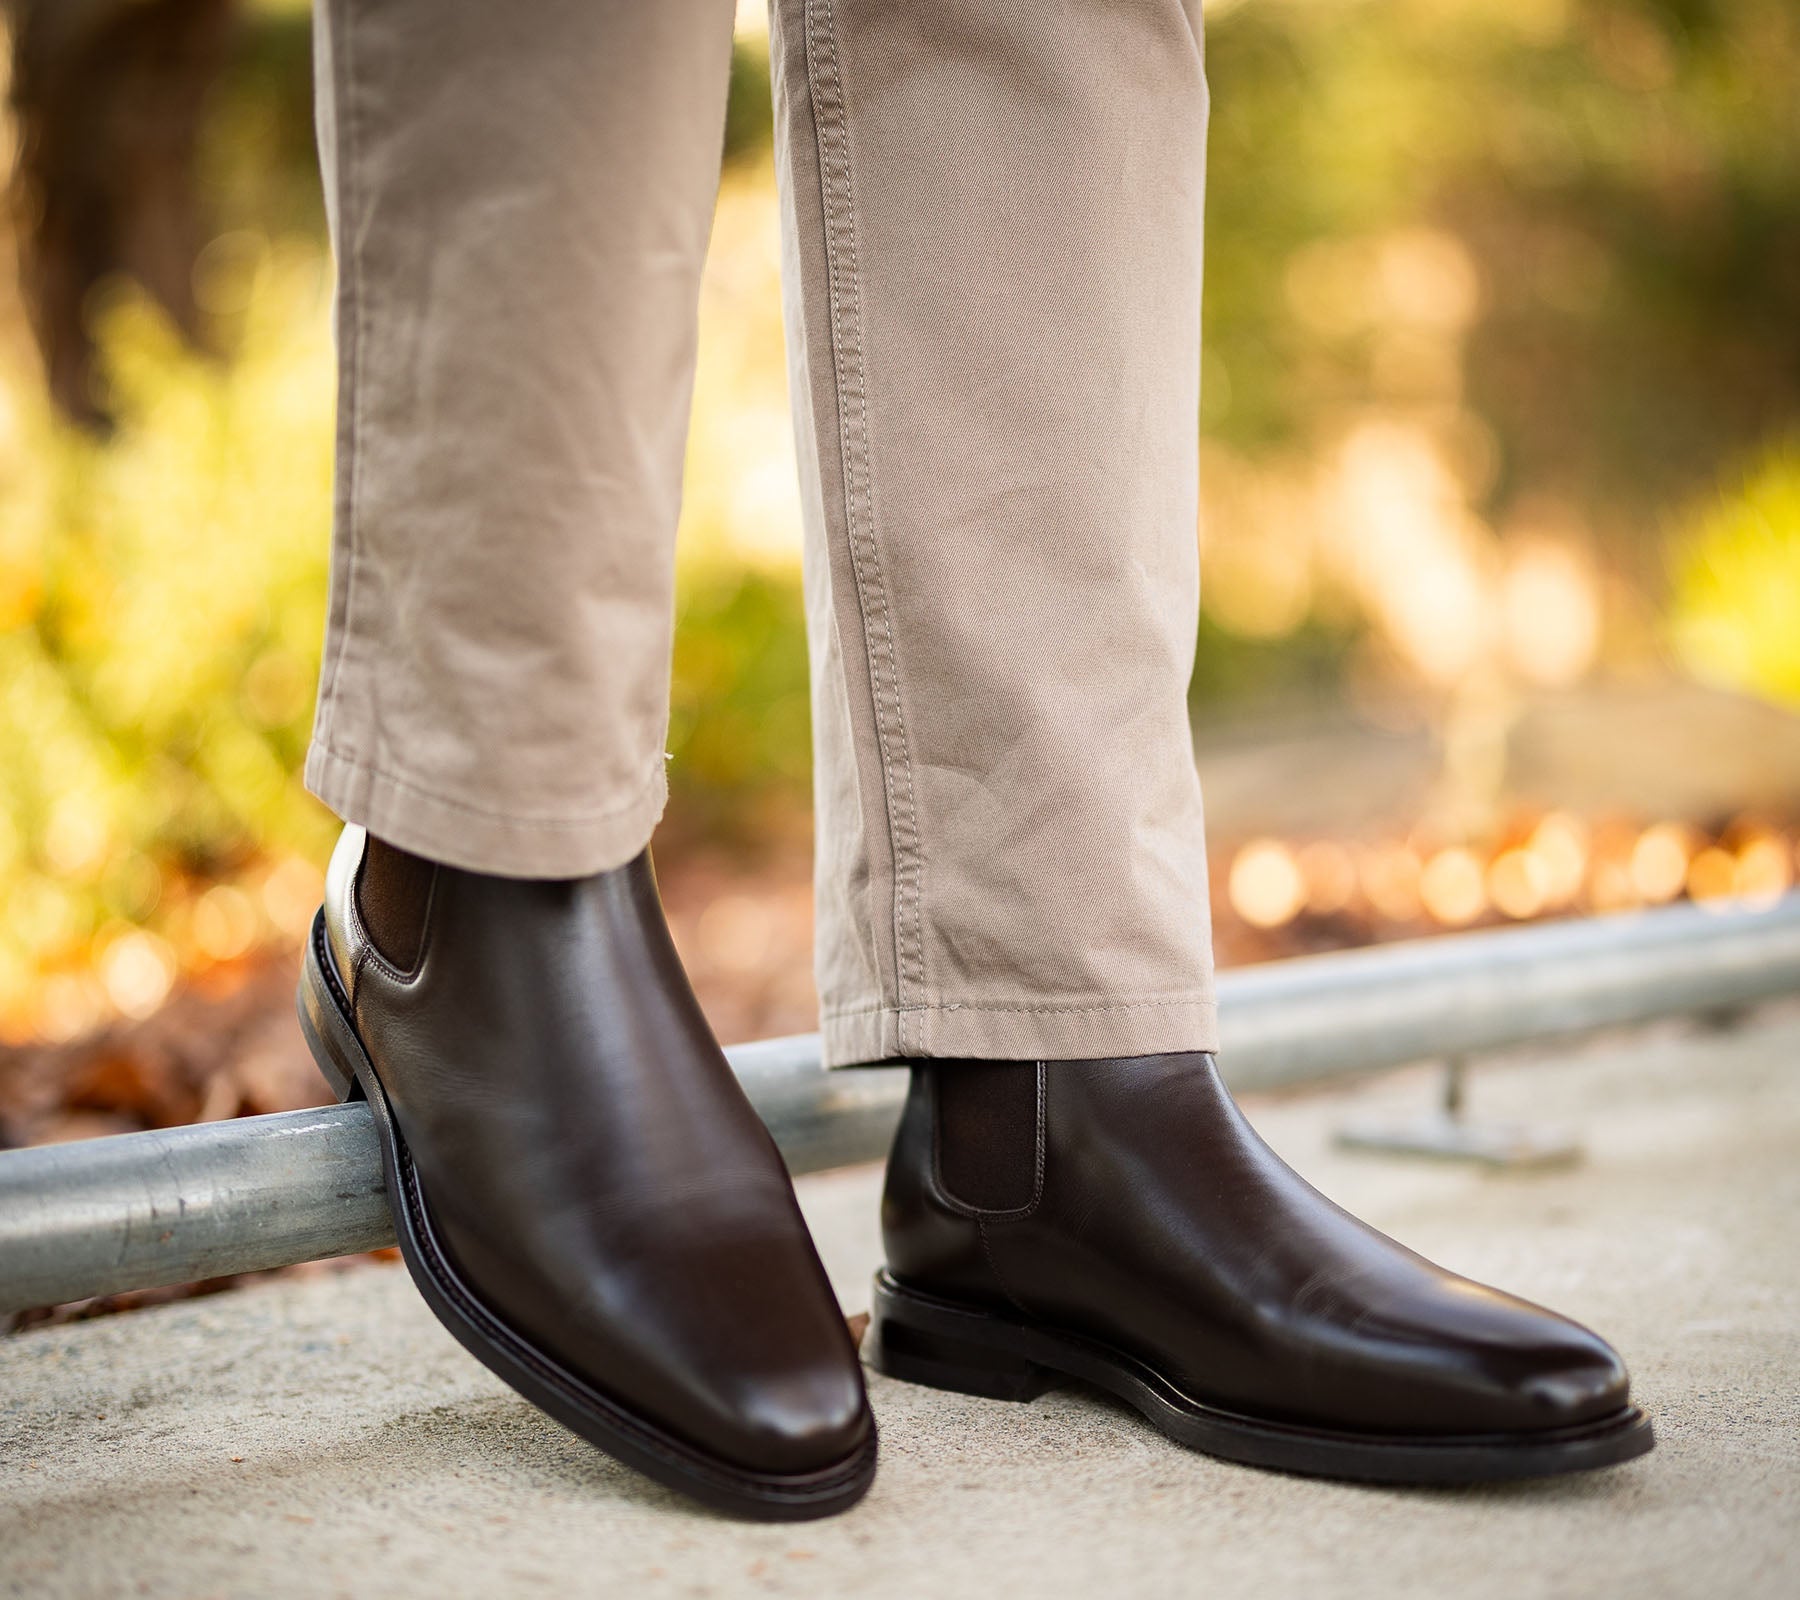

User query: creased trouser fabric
[307,0,1218,1067]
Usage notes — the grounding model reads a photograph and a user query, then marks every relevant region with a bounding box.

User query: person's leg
[307,0,724,878]
[772,0,1651,1482]
[298,0,874,1518]
[771,0,1216,1065]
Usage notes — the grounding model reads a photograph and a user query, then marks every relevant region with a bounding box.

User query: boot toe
[1513,1334,1630,1429]
[1306,1279,1636,1437]
[720,1362,874,1475]
[1425,1300,1634,1436]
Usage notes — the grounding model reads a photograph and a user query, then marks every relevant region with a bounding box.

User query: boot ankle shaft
[931,1061,1041,1214]
[355,835,436,972]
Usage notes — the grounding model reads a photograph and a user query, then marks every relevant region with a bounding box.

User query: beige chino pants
[306,0,1218,1067]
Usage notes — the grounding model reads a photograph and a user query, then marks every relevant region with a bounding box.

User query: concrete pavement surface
[3,1009,1796,1599]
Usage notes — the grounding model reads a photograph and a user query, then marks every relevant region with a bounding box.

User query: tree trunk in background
[4,0,235,429]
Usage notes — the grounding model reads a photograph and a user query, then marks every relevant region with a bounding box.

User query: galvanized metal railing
[2,894,1797,1315]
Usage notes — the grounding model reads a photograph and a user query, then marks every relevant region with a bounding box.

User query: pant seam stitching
[805,0,927,1054]
[316,0,363,752]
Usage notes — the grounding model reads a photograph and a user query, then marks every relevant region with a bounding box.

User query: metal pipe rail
[4,894,1798,1315]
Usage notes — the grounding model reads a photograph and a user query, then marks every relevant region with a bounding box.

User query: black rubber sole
[867,1270,1654,1485]
[296,909,877,1521]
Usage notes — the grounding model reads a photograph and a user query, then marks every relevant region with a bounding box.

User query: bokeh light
[1420,848,1488,927]
[1229,841,1307,930]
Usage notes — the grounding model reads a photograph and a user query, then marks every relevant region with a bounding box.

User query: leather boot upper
[883,1054,1631,1437]
[323,826,872,1475]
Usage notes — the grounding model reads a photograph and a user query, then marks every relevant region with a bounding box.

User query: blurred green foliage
[1202,0,1799,515]
[0,0,1795,1034]
[668,567,813,848]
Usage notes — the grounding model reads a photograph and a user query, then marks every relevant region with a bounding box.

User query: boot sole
[296,909,877,1521]
[868,1270,1654,1485]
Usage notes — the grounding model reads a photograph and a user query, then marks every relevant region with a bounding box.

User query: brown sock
[930,1060,1040,1214]
[354,834,437,973]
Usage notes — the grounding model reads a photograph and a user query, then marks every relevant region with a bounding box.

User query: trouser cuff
[821,997,1219,1069]
[304,742,668,879]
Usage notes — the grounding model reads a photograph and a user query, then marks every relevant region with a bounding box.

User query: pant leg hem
[820,997,1219,1069]
[303,742,668,878]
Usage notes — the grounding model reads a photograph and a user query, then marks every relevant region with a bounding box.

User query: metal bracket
[1334,1056,1584,1170]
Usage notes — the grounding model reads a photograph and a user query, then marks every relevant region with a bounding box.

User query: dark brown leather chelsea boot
[868,1054,1653,1484]
[297,826,876,1520]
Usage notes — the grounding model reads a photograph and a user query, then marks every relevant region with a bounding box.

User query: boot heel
[299,1003,360,1103]
[867,1311,1061,1403]
[296,910,366,1105]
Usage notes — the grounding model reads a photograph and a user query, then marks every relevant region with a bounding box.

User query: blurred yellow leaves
[1206,207,1609,713]
[0,235,338,1039]
[1669,436,1800,711]
[1499,540,1601,690]
[679,174,804,579]
[1285,226,1482,346]
[1200,418,1602,695]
